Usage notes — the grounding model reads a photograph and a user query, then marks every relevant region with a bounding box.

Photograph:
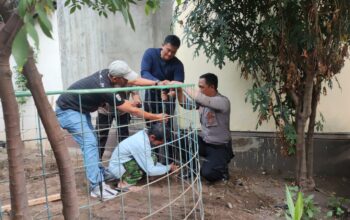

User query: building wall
[317,63,350,132]
[231,131,350,178]
[174,26,350,133]
[56,1,174,89]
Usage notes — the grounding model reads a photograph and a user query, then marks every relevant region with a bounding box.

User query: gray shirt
[195,92,231,145]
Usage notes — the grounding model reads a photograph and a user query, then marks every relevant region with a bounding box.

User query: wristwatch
[155,80,160,86]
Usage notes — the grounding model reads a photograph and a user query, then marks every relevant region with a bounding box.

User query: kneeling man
[108,123,178,190]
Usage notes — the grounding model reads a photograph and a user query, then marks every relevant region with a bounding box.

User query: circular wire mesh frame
[0,84,204,219]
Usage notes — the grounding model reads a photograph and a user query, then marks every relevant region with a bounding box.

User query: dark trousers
[145,89,177,164]
[198,136,234,182]
[95,113,130,159]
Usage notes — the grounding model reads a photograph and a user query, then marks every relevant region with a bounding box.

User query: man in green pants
[107,123,178,189]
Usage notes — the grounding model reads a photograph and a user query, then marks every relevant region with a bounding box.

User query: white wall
[36,12,63,91]
[318,60,350,132]
[0,12,62,140]
[174,25,350,133]
[57,1,174,88]
[8,12,63,91]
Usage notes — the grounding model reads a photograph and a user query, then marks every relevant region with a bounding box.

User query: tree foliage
[176,0,350,187]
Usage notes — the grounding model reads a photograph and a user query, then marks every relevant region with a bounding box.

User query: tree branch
[0,0,16,22]
[288,88,299,107]
[0,12,23,58]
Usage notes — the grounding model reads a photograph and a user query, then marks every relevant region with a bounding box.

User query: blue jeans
[56,107,103,189]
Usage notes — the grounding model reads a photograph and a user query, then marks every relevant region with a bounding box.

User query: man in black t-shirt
[56,60,166,199]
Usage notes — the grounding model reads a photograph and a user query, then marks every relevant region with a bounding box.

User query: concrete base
[230,131,350,178]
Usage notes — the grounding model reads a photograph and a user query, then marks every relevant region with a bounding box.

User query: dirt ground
[1,146,350,220]
[199,170,350,220]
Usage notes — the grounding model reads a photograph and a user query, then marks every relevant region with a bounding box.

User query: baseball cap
[108,60,139,81]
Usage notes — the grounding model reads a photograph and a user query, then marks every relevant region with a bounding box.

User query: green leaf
[294,192,304,220]
[127,8,135,31]
[25,22,39,49]
[176,0,182,5]
[285,186,295,218]
[45,0,55,11]
[110,0,118,9]
[70,6,76,14]
[307,209,313,217]
[64,0,71,7]
[12,26,29,67]
[38,18,52,38]
[285,214,292,220]
[18,0,28,17]
[121,6,129,24]
[326,211,333,217]
[37,6,53,38]
[145,3,150,15]
[146,0,154,8]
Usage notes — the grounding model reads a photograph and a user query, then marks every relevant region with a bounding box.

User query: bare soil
[1,145,349,220]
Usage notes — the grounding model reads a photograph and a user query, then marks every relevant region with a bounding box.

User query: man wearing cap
[55,60,166,199]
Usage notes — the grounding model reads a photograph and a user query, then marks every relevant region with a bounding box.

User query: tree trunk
[0,14,29,219]
[0,0,16,21]
[23,49,80,219]
[294,66,315,189]
[305,82,321,189]
[295,106,308,187]
[295,62,315,189]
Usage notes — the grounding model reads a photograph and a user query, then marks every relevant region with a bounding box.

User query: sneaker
[90,182,118,199]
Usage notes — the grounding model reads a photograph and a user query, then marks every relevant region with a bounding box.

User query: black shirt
[56,69,124,113]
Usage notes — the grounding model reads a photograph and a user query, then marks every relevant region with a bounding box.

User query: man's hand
[131,101,142,108]
[170,80,197,99]
[169,81,183,94]
[131,93,142,107]
[159,80,170,85]
[169,81,183,85]
[154,113,169,122]
[161,90,177,101]
[170,163,179,173]
[131,97,142,108]
[168,90,176,98]
[161,91,168,101]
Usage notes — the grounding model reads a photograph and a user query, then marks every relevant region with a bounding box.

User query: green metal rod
[15,84,195,97]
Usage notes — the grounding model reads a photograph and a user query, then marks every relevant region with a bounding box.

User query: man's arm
[169,81,198,109]
[141,49,158,81]
[173,62,185,82]
[128,77,157,86]
[132,144,171,176]
[130,92,142,107]
[195,93,230,112]
[116,100,168,121]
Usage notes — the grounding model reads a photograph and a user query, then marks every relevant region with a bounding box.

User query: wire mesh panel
[0,84,204,219]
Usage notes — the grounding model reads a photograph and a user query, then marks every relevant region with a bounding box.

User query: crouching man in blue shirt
[107,123,178,190]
